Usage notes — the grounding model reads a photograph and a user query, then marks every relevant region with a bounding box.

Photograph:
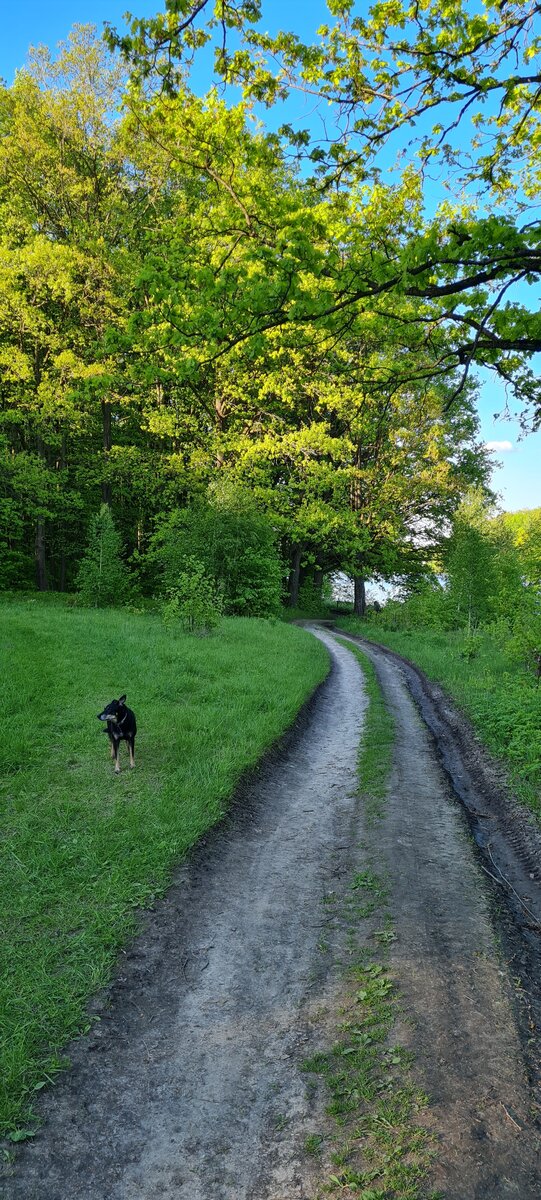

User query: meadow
[0,597,329,1136]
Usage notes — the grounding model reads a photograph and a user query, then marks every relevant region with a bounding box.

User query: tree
[498,507,541,589]
[106,76,489,598]
[0,28,153,589]
[162,557,223,633]
[445,491,524,628]
[231,0,541,422]
[109,1,541,427]
[0,15,498,606]
[76,503,132,606]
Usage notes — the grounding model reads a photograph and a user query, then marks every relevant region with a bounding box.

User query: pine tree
[76,504,131,607]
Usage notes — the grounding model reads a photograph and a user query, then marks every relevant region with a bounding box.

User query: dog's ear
[118,694,127,704]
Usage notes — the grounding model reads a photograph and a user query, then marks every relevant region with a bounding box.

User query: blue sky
[2,0,540,514]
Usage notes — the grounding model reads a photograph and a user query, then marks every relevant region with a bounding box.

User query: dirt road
[2,628,541,1198]
[337,630,541,1197]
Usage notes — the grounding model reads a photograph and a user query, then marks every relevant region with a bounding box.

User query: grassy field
[335,617,541,819]
[0,597,329,1137]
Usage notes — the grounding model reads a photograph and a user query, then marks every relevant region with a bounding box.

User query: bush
[368,583,450,633]
[296,580,331,617]
[460,631,483,660]
[162,558,223,634]
[149,493,283,617]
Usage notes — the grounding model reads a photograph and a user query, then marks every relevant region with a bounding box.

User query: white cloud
[484,440,514,453]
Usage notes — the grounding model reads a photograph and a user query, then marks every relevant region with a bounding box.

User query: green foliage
[107,0,541,426]
[375,583,450,633]
[0,17,529,607]
[162,557,223,634]
[498,508,541,589]
[337,617,541,817]
[505,590,541,678]
[445,492,523,630]
[0,24,494,601]
[0,595,329,1135]
[295,579,329,617]
[459,631,484,661]
[150,493,283,617]
[376,492,527,638]
[75,504,132,607]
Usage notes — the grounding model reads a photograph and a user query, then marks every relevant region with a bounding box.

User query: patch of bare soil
[335,629,541,1198]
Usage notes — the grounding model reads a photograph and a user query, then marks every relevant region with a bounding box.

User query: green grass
[305,640,437,1199]
[0,596,329,1137]
[336,618,541,819]
[306,876,436,1200]
[336,637,395,823]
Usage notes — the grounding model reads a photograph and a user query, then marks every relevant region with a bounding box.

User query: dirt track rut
[2,628,541,1198]
[338,631,541,1198]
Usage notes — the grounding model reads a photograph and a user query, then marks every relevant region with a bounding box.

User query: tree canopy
[106,0,541,428]
[0,16,513,603]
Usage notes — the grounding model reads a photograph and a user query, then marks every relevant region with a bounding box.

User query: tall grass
[336,617,541,818]
[0,598,329,1136]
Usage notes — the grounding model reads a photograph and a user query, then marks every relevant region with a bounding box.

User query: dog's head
[97,694,127,723]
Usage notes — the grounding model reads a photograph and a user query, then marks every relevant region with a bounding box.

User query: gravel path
[3,628,541,1199]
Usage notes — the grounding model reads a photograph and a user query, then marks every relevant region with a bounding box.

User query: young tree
[445,491,524,628]
[150,487,283,616]
[498,508,541,589]
[162,557,223,633]
[76,503,132,606]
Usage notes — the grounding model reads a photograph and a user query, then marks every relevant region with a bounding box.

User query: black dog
[97,694,137,774]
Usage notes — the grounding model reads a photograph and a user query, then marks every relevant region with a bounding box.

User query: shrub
[162,558,223,634]
[460,631,483,660]
[149,493,283,617]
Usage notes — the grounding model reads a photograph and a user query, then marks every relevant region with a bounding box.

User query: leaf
[8,1129,37,1143]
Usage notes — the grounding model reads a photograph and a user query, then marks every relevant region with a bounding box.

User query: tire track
[334,629,541,1199]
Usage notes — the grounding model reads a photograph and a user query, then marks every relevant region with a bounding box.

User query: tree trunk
[313,567,324,597]
[353,575,366,617]
[101,400,112,505]
[215,397,225,468]
[288,547,302,607]
[35,520,48,592]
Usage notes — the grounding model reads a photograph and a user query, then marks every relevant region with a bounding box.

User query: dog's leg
[128,738,135,769]
[110,740,115,761]
[113,740,121,774]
